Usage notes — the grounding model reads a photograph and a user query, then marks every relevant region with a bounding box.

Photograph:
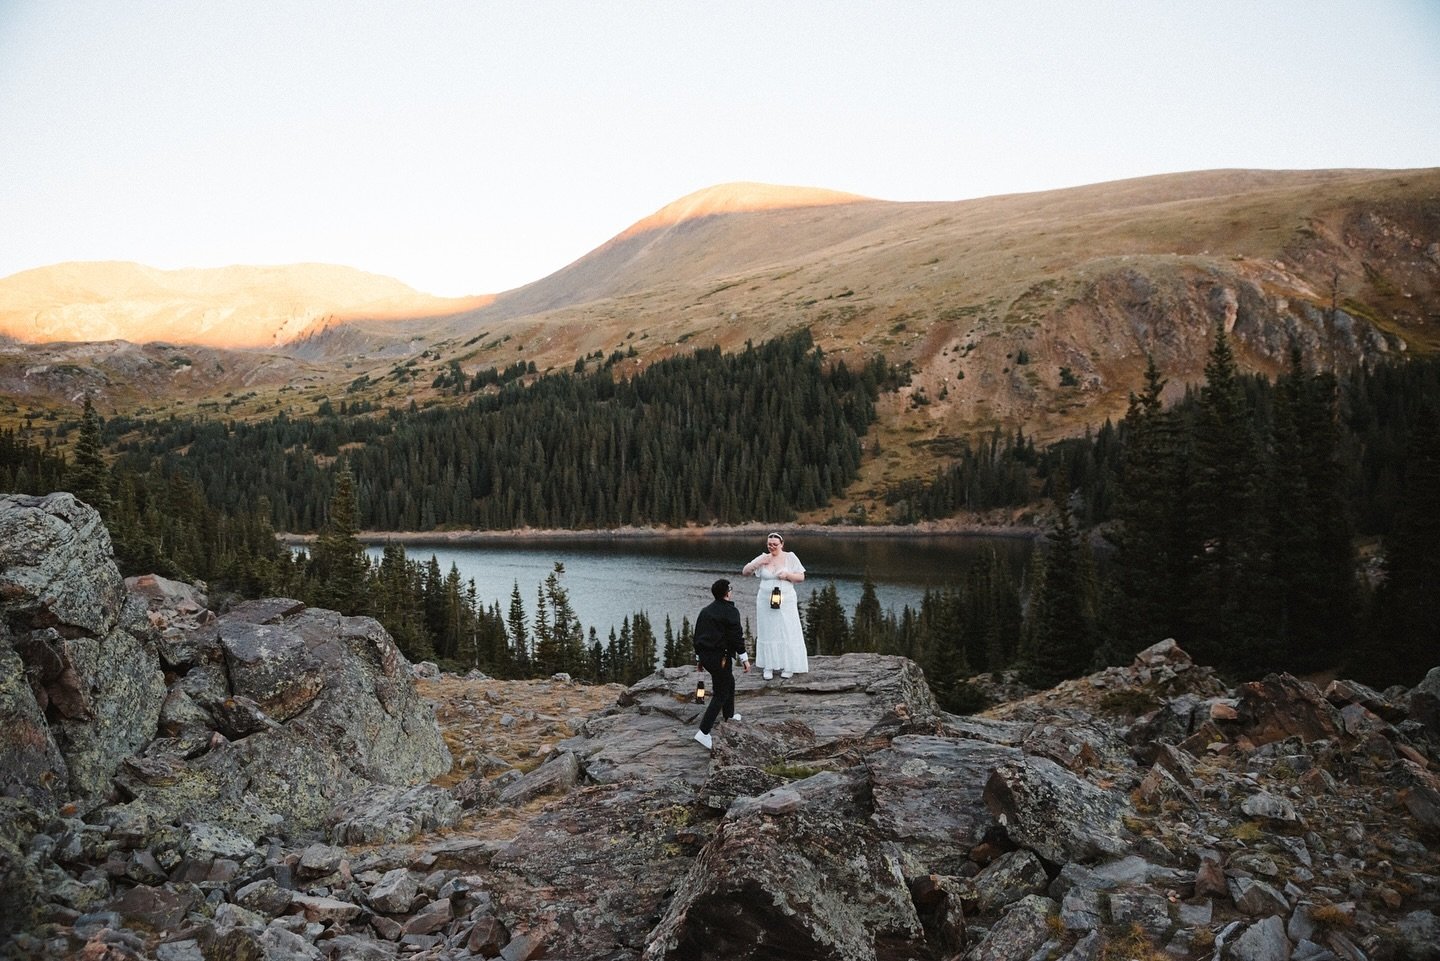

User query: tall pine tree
[1020,498,1096,687]
[1101,356,1191,663]
[310,465,369,615]
[1187,323,1269,675]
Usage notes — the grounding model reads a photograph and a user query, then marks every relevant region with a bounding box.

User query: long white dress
[750,552,809,675]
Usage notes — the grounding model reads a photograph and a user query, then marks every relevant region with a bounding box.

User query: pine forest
[3,327,1438,700]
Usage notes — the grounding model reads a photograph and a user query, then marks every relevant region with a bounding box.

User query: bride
[741,532,808,679]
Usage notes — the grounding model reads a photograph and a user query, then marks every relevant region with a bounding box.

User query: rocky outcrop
[4,499,1439,960]
[1,493,164,810]
[0,493,450,946]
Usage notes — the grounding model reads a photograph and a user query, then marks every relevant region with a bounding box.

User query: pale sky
[2,1,1437,297]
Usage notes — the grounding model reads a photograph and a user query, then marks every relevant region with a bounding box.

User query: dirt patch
[418,675,626,787]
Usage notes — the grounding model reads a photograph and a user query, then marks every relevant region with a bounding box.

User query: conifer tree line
[104,329,887,532]
[3,326,1436,690]
[796,326,1440,694]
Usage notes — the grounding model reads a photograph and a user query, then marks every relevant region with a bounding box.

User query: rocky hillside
[2,494,1438,959]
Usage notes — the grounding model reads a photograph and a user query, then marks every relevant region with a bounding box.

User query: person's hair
[767,532,784,544]
[711,578,731,600]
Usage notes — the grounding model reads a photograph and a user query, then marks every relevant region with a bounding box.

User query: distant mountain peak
[620,182,871,238]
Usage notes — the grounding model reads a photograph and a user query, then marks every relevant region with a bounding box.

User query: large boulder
[983,755,1136,864]
[643,773,926,961]
[283,609,450,786]
[0,494,166,809]
[217,618,326,721]
[867,734,1021,875]
[111,604,451,840]
[47,614,166,804]
[1233,673,1344,746]
[0,492,125,637]
[0,492,448,844]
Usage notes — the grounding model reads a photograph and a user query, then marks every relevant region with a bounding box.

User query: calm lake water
[360,533,1036,640]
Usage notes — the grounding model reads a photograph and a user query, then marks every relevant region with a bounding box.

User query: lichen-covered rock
[218,619,325,722]
[1,495,167,810]
[108,721,366,840]
[983,755,1136,864]
[0,627,67,813]
[0,798,45,940]
[327,784,461,845]
[867,734,1021,875]
[0,493,125,637]
[643,777,925,961]
[487,780,702,959]
[48,617,166,805]
[283,609,450,786]
[972,894,1058,961]
[956,849,1050,916]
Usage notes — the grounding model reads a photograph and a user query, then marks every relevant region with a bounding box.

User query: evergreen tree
[310,466,369,614]
[543,563,586,676]
[421,556,446,644]
[1019,499,1096,687]
[851,573,885,652]
[532,583,555,675]
[804,583,849,655]
[960,546,1022,673]
[69,395,113,514]
[630,611,658,681]
[917,587,967,700]
[1267,351,1356,672]
[1101,356,1191,663]
[662,616,683,668]
[374,542,433,661]
[1187,323,1269,674]
[506,581,530,676]
[1358,402,1440,687]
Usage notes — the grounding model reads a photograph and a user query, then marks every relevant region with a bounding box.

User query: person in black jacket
[692,578,749,750]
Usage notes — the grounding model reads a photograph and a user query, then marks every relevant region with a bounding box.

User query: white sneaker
[781,671,793,679]
[730,713,742,722]
[762,669,773,680]
[693,730,712,750]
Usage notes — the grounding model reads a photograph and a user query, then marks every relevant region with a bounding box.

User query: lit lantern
[695,679,706,704]
[770,586,782,609]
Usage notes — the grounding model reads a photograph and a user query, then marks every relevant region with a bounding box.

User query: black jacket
[693,598,745,659]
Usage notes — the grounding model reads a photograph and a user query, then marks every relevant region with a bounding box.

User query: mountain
[0,261,490,349]
[291,168,1440,485]
[3,170,1438,490]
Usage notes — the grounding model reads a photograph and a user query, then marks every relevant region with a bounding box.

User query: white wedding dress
[751,552,809,675]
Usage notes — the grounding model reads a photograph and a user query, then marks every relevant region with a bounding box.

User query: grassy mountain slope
[0,261,490,349]
[3,169,1438,504]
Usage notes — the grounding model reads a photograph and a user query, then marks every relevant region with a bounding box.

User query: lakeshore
[278,525,1040,636]
[277,518,1042,546]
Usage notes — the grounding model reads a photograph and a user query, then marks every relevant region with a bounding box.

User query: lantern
[770,586,782,609]
[695,679,706,704]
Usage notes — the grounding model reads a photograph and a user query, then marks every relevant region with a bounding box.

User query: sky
[1,2,1437,298]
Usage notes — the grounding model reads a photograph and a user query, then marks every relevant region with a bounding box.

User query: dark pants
[697,651,735,735]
